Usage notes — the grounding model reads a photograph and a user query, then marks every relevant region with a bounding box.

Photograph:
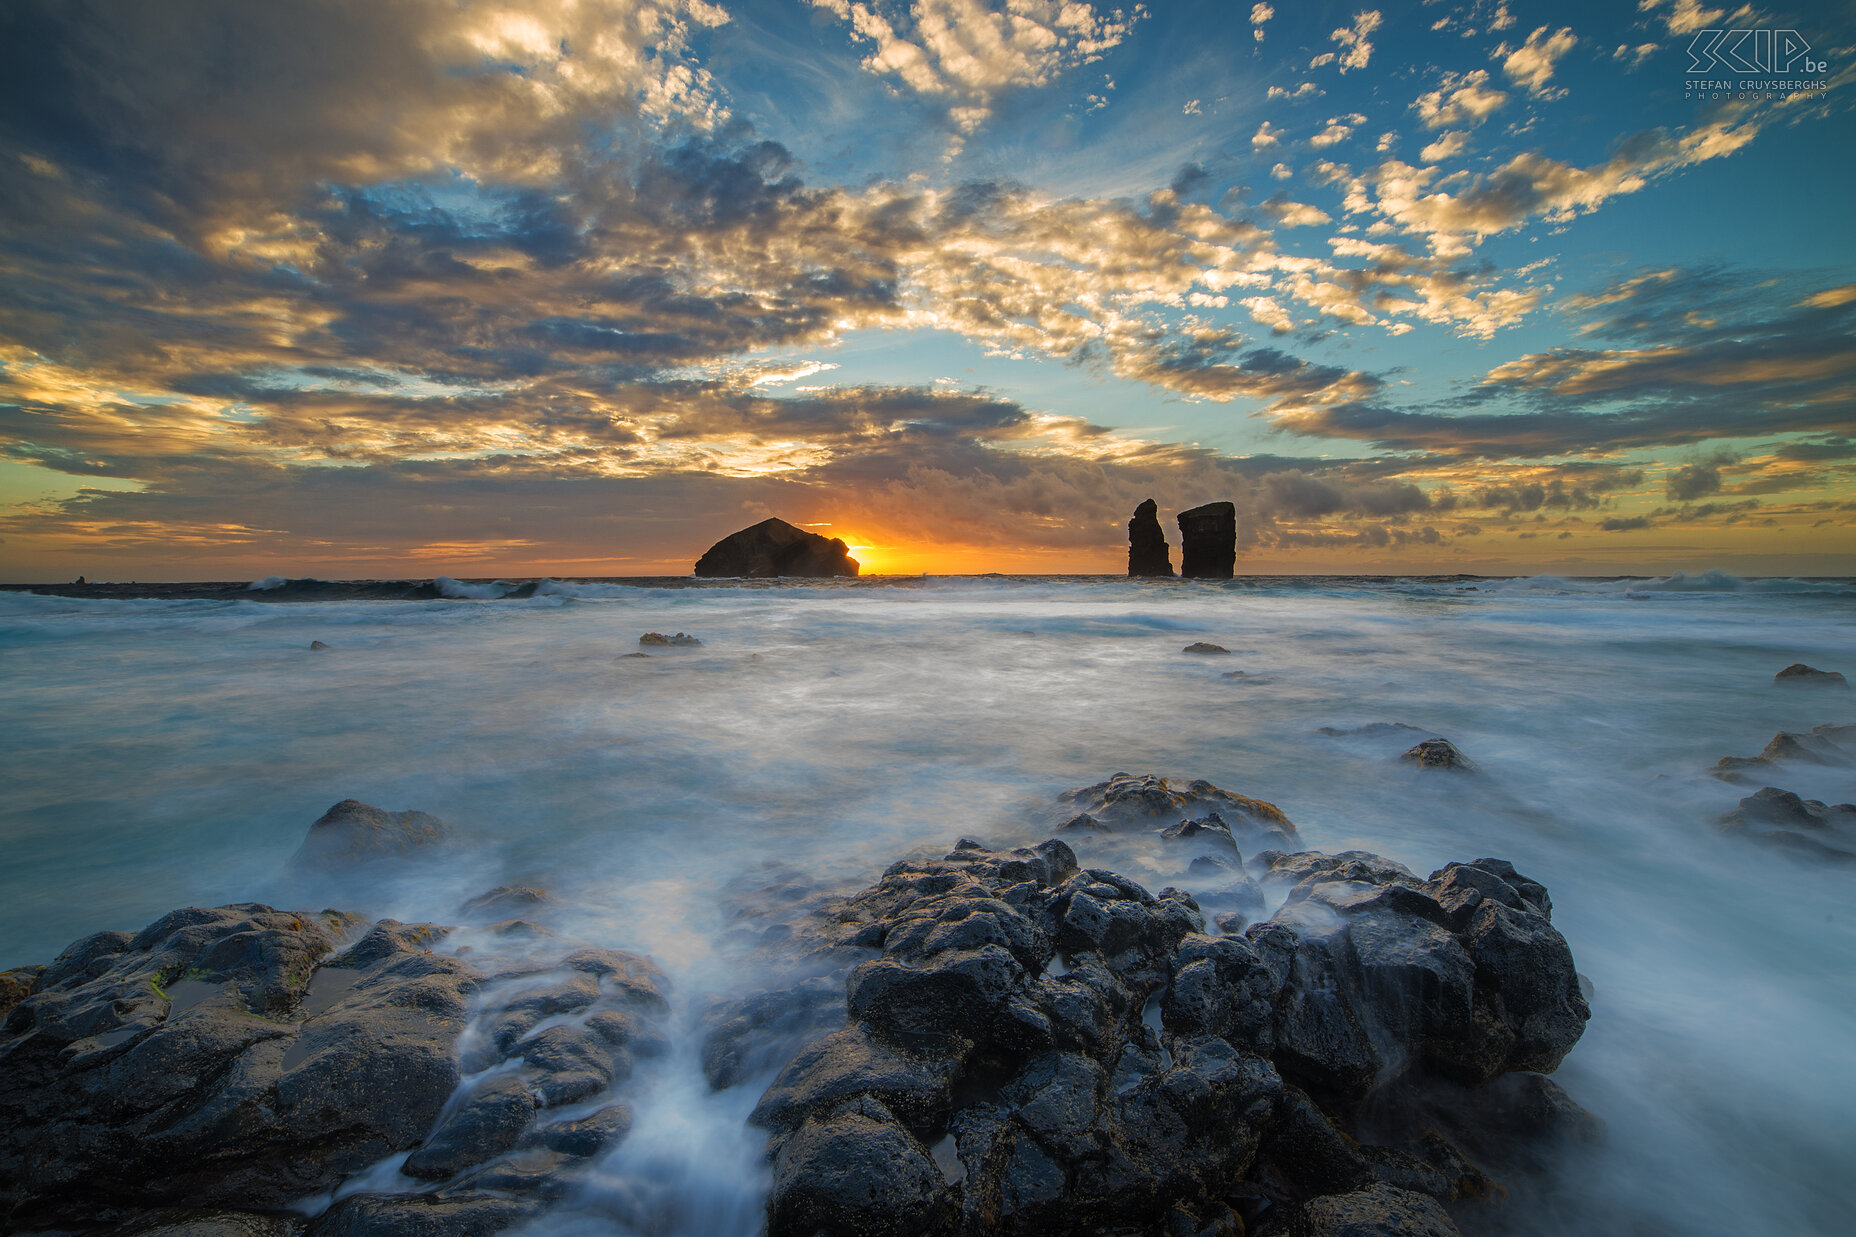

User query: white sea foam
[1,574,1852,1234]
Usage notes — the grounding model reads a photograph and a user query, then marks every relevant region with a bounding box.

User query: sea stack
[1127,498,1174,577]
[693,517,859,577]
[1177,501,1237,579]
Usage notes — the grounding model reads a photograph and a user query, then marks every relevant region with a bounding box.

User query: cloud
[1309,117,1362,148]
[1310,11,1383,74]
[1419,131,1469,163]
[1251,3,1274,42]
[1259,196,1333,228]
[1666,453,1732,500]
[1273,268,1856,457]
[1637,0,1727,37]
[1497,25,1578,98]
[1412,69,1509,129]
[1252,121,1281,148]
[807,0,1141,132]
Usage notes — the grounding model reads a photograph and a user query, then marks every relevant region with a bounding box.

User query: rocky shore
[2,783,1596,1237]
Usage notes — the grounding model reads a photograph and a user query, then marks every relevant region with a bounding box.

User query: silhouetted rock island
[694,518,860,578]
[1128,499,1173,577]
[1178,501,1237,579]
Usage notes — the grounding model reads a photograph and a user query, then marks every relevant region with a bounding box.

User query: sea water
[1,573,1852,1235]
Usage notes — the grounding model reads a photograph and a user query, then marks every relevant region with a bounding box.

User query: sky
[1,0,1853,580]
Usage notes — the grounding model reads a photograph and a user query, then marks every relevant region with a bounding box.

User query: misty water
[2,572,1853,1236]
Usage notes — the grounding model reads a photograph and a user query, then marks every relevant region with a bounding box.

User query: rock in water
[1400,739,1477,772]
[1718,787,1856,860]
[289,799,451,870]
[0,908,475,1229]
[740,838,1588,1237]
[1177,502,1237,580]
[1127,499,1173,577]
[1774,663,1848,688]
[693,518,859,578]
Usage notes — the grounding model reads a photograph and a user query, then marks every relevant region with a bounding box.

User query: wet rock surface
[1710,723,1855,784]
[719,833,1591,1237]
[290,799,452,870]
[1719,787,1856,860]
[1400,739,1477,772]
[1129,499,1175,578]
[0,902,669,1236]
[1773,663,1848,688]
[1058,772,1298,849]
[693,517,860,578]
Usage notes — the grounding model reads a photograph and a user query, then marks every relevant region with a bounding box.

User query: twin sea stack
[1128,500,1237,579]
[695,518,860,578]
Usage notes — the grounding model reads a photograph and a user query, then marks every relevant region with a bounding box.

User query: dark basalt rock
[1710,723,1855,783]
[1129,499,1175,577]
[742,837,1589,1237]
[639,631,702,647]
[1774,663,1848,688]
[459,886,551,921]
[1718,787,1856,860]
[289,799,451,870]
[1399,739,1476,772]
[1182,642,1230,655]
[0,906,475,1230]
[1177,502,1237,580]
[693,517,860,578]
[1059,772,1297,848]
[1,901,672,1235]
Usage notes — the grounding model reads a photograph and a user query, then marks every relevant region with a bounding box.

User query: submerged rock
[1400,738,1477,772]
[639,631,702,647]
[740,837,1589,1237]
[1128,499,1174,578]
[1177,502,1237,580]
[289,799,451,870]
[1711,723,1856,783]
[1718,787,1856,860]
[1774,663,1848,688]
[693,518,859,578]
[1182,642,1230,655]
[1058,773,1297,847]
[308,640,329,651]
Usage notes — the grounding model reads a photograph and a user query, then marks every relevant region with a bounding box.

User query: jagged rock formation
[1127,499,1174,577]
[0,902,669,1236]
[694,518,860,578]
[718,836,1591,1237]
[1719,787,1856,860]
[1711,722,1856,783]
[1177,503,1237,580]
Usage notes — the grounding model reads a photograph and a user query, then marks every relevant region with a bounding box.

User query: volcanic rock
[0,901,672,1234]
[738,837,1590,1237]
[1128,499,1174,577]
[1774,663,1848,687]
[1177,502,1236,580]
[639,632,702,647]
[1400,738,1476,772]
[289,799,451,870]
[693,518,859,578]
[1718,787,1856,860]
[1059,772,1297,847]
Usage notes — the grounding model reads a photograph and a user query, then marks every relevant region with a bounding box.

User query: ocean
[2,572,1852,1235]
